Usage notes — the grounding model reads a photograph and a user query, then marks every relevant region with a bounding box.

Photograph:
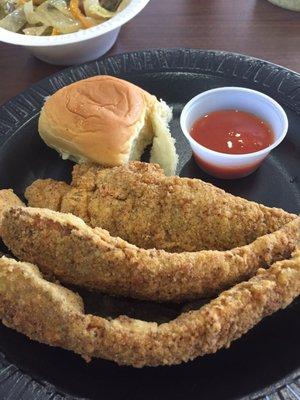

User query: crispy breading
[24,179,70,212]
[0,252,299,367]
[1,207,299,302]
[0,189,24,221]
[25,162,296,252]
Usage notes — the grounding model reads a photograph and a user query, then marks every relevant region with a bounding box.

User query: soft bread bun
[39,75,178,175]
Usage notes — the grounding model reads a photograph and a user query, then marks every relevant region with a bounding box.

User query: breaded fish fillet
[0,252,299,367]
[1,207,299,302]
[25,162,296,252]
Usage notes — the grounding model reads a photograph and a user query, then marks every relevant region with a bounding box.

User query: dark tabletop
[0,0,299,106]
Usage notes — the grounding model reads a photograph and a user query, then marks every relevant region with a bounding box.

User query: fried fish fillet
[0,252,299,367]
[1,207,299,301]
[25,162,296,252]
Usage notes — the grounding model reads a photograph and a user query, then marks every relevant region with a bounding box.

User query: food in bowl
[0,0,126,35]
[0,0,150,65]
[39,75,178,175]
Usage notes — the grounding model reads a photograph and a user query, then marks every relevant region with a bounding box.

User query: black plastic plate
[0,49,299,400]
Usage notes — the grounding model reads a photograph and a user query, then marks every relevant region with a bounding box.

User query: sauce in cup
[190,110,274,155]
[180,87,288,180]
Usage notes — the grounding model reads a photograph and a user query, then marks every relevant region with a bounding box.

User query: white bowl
[267,0,300,11]
[180,87,288,179]
[0,0,150,65]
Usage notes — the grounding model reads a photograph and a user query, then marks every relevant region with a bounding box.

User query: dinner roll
[39,75,178,175]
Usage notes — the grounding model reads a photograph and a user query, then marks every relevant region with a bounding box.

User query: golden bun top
[38,75,156,165]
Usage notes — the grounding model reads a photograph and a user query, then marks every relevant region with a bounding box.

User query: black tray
[0,49,299,400]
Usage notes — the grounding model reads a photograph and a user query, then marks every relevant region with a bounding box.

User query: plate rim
[0,48,299,400]
[1,48,300,146]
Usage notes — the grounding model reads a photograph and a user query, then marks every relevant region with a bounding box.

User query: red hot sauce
[190,110,275,179]
[190,110,274,155]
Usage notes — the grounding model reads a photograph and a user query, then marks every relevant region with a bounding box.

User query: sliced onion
[33,1,81,33]
[116,0,127,12]
[23,0,33,14]
[83,0,114,19]
[0,6,26,32]
[23,24,48,34]
[0,0,17,18]
[0,0,118,35]
[23,0,40,24]
[47,0,69,16]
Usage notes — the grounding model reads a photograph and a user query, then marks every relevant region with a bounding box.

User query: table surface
[0,0,299,106]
